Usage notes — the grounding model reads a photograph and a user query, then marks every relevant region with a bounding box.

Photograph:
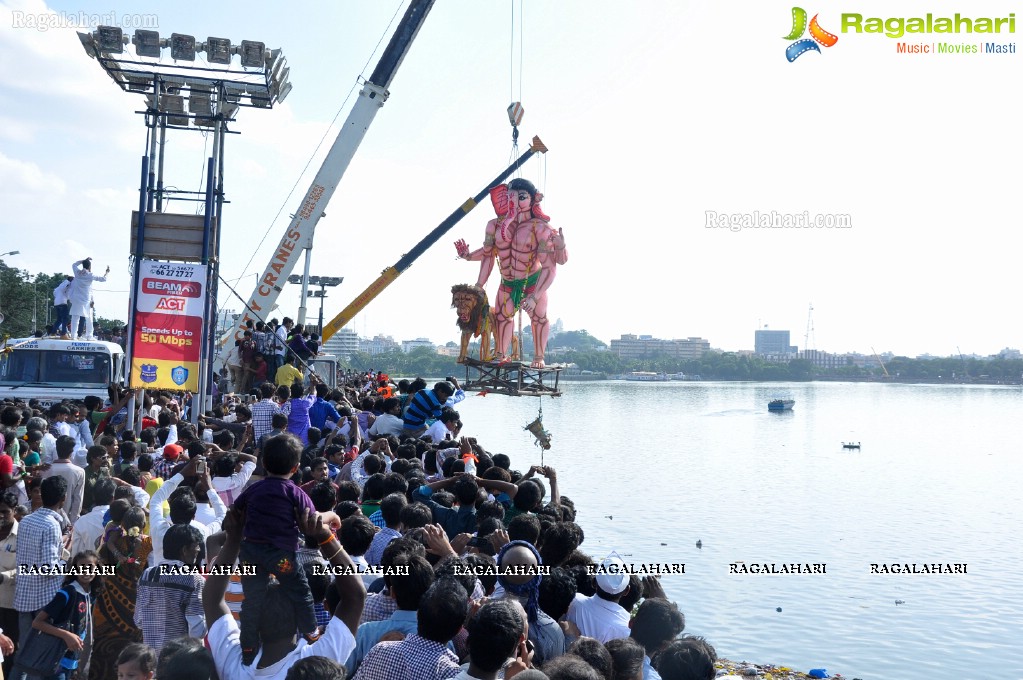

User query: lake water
[458,380,1023,679]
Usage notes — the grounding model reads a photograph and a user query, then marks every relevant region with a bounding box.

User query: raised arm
[204,510,241,626]
[300,509,366,635]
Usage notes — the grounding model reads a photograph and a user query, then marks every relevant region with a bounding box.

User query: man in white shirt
[422,409,459,444]
[367,398,407,439]
[40,435,86,523]
[69,258,108,340]
[148,457,227,567]
[52,276,73,337]
[70,478,114,555]
[565,552,633,644]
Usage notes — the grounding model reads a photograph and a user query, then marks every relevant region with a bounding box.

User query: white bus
[0,338,125,407]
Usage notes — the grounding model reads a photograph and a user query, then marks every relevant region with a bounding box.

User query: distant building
[800,349,852,370]
[754,329,797,356]
[361,335,399,355]
[401,338,435,353]
[610,334,710,360]
[321,327,360,360]
[998,348,1021,360]
[436,342,460,357]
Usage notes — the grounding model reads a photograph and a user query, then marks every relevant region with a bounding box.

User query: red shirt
[0,454,12,477]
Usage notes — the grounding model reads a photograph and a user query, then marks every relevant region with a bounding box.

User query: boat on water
[767,399,795,411]
[843,442,861,449]
[623,371,670,381]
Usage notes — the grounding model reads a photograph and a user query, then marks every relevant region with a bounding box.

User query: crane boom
[322,136,549,342]
[224,0,436,344]
[872,346,890,378]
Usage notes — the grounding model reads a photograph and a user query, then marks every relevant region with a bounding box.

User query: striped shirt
[134,560,206,650]
[402,389,446,429]
[13,508,64,612]
[250,398,283,442]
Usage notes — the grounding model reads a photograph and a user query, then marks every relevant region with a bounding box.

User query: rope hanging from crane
[507,0,524,160]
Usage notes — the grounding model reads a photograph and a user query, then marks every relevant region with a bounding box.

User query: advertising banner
[129,260,207,391]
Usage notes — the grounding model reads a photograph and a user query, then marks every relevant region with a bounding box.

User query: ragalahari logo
[784,7,839,61]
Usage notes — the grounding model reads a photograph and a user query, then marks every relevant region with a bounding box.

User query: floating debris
[661,542,668,546]
[716,660,846,680]
[604,515,613,520]
[696,539,703,548]
[776,607,783,612]
[895,599,906,605]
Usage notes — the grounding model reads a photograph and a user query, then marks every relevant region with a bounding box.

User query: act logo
[784,7,839,62]
[156,297,186,311]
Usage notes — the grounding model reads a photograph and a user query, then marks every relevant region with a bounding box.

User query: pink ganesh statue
[455,178,568,368]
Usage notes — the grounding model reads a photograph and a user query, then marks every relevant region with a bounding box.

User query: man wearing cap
[496,541,566,666]
[153,443,184,480]
[565,551,632,644]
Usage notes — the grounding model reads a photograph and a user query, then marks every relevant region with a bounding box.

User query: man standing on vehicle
[69,258,108,341]
[52,275,73,338]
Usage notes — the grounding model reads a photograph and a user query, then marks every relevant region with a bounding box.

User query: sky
[1,0,1020,358]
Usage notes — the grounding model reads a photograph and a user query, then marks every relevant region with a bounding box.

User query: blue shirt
[643,654,662,680]
[309,397,341,430]
[402,389,446,429]
[346,609,419,676]
[413,485,477,539]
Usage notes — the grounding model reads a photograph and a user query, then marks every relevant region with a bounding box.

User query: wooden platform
[461,357,563,397]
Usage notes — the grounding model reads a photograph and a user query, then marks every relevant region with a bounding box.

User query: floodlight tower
[78,26,293,423]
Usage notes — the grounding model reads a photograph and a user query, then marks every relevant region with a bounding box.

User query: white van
[0,337,125,407]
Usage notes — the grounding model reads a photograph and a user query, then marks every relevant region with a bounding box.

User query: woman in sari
[89,506,151,680]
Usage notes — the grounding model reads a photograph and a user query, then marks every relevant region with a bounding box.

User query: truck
[0,338,125,407]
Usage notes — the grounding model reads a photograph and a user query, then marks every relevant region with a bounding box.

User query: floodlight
[221,102,240,120]
[170,33,196,61]
[189,90,212,114]
[239,40,265,68]
[266,48,282,69]
[189,87,213,126]
[250,92,271,108]
[77,32,98,59]
[96,26,125,53]
[277,82,293,103]
[162,76,185,94]
[144,93,158,109]
[206,37,232,64]
[133,30,161,58]
[126,74,152,92]
[104,59,126,85]
[161,94,188,125]
[223,83,246,102]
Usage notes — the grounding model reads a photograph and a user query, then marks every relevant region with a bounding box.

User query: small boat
[623,371,670,381]
[768,399,795,411]
[842,442,861,449]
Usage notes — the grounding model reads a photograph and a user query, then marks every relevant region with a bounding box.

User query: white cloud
[0,150,66,195]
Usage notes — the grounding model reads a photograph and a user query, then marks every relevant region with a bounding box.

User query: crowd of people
[221,318,323,397]
[0,369,718,680]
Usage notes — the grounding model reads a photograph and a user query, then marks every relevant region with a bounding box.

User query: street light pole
[289,275,342,335]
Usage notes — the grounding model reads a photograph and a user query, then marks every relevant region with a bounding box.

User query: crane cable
[507,0,524,166]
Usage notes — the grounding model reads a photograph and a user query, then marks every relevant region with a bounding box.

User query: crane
[872,346,890,378]
[223,0,436,344]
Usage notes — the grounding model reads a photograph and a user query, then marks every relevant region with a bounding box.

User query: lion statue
[451,284,494,364]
